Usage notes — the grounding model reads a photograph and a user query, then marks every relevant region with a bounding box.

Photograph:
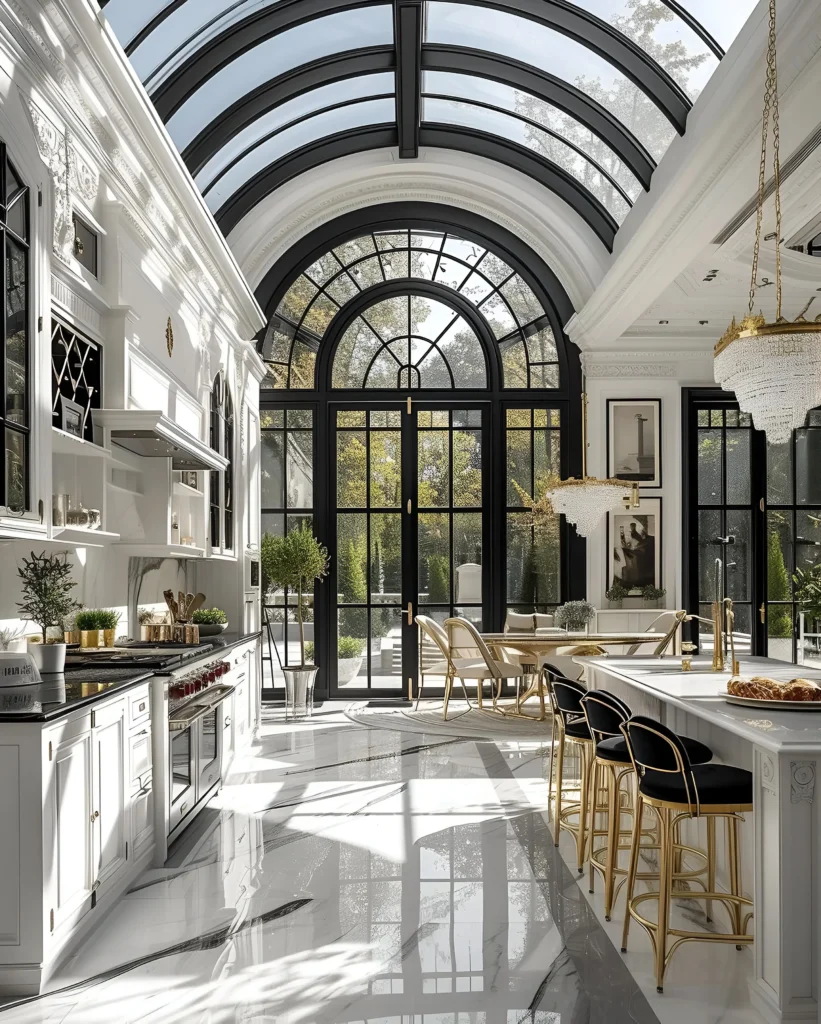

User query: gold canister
[80,629,100,649]
[103,628,116,648]
[185,624,200,644]
[64,630,80,645]
[143,623,172,643]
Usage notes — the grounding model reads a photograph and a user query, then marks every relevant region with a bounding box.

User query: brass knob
[90,810,99,823]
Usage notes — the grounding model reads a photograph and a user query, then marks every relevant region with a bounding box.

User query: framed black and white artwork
[607,399,661,487]
[607,497,662,596]
[61,397,85,438]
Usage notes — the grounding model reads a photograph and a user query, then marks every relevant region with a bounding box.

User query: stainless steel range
[151,653,235,860]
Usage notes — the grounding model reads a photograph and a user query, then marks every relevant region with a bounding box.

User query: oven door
[168,720,196,832]
[197,704,221,797]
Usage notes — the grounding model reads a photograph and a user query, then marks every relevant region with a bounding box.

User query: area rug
[344,699,553,740]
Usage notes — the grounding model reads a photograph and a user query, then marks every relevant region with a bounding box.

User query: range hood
[92,410,228,472]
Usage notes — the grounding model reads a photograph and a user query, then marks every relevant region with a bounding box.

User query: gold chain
[748,0,781,318]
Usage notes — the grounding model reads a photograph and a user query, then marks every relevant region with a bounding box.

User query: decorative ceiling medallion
[166,317,174,357]
[713,0,821,443]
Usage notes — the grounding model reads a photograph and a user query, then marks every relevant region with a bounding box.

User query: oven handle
[207,685,235,709]
[168,686,236,731]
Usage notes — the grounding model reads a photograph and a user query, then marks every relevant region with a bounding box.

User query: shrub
[192,607,228,625]
[17,551,79,643]
[76,609,109,631]
[304,636,365,663]
[426,554,450,603]
[554,600,595,629]
[605,577,628,602]
[641,585,666,602]
[96,610,120,631]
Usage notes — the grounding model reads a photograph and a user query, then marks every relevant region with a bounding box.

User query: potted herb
[554,600,596,633]
[192,607,229,637]
[97,610,120,648]
[605,577,629,609]
[306,635,365,685]
[76,609,107,649]
[641,585,666,609]
[261,523,329,716]
[17,551,79,672]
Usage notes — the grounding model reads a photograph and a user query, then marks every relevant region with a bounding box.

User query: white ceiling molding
[567,0,821,352]
[1,0,263,340]
[582,351,680,378]
[227,148,610,315]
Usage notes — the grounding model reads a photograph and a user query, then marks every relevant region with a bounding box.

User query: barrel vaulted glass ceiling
[100,0,758,251]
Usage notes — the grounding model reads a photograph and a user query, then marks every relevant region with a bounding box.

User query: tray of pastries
[725,676,821,709]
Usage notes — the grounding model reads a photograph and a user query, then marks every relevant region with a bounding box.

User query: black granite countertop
[0,668,154,723]
[0,631,262,724]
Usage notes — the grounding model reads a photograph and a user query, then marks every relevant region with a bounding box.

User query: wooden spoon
[187,593,207,618]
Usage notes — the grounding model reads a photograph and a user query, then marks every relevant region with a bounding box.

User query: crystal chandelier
[713,0,821,443]
[543,392,639,538]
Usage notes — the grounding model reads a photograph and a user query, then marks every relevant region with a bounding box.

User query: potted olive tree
[261,523,329,716]
[17,551,79,673]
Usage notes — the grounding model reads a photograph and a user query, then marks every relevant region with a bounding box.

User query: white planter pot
[28,642,66,674]
[338,656,364,684]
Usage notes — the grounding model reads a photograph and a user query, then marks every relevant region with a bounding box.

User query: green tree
[767,530,793,639]
[17,551,80,642]
[339,539,367,604]
[427,554,450,603]
[261,523,329,664]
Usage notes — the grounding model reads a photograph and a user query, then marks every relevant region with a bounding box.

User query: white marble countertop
[578,656,821,754]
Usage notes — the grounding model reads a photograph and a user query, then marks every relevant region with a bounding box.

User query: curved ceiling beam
[214,123,618,250]
[183,49,395,177]
[147,0,689,133]
[183,44,654,189]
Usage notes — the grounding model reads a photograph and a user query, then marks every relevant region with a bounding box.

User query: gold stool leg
[604,764,621,921]
[588,759,599,894]
[546,711,556,821]
[727,814,744,945]
[476,678,483,710]
[554,726,565,847]
[706,816,716,923]
[442,670,452,721]
[655,806,672,993]
[575,742,591,874]
[621,787,644,953]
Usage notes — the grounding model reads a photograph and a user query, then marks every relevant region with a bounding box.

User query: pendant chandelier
[544,391,639,538]
[714,0,821,444]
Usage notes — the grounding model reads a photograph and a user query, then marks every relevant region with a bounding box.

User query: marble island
[582,656,821,1024]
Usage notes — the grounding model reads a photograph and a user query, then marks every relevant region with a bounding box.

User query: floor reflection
[0,707,658,1024]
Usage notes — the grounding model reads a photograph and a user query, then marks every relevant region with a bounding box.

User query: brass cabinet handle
[90,810,99,823]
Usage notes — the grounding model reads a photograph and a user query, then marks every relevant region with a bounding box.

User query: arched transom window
[262,228,559,390]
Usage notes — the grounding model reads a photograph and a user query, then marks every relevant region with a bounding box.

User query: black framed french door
[329,400,490,697]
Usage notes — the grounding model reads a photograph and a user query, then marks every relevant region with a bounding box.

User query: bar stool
[550,677,595,873]
[621,716,753,993]
[580,690,714,921]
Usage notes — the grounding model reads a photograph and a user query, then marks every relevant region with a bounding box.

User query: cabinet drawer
[128,687,150,728]
[128,727,152,783]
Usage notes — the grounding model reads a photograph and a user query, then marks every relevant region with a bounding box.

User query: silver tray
[724,692,821,710]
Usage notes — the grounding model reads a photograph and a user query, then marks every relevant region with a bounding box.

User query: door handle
[760,603,766,624]
[407,602,413,626]
[90,810,99,823]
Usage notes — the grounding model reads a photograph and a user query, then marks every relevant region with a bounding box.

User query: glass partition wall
[684,389,821,663]
[260,221,582,700]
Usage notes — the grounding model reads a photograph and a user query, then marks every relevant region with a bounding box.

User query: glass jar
[66,500,90,528]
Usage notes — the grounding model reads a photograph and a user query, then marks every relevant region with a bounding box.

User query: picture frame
[61,397,85,438]
[607,399,661,488]
[607,497,662,597]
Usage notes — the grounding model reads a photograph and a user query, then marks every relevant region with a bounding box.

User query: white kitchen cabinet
[91,701,127,900]
[50,727,94,936]
[130,775,154,859]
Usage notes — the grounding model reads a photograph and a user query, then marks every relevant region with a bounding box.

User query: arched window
[261,229,559,391]
[1,144,29,512]
[209,372,234,551]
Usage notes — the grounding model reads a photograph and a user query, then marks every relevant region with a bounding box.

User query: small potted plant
[641,585,666,609]
[97,610,120,648]
[307,635,366,684]
[261,523,329,717]
[192,607,229,637]
[554,600,596,633]
[76,609,106,649]
[17,551,79,673]
[605,577,629,609]
[62,608,81,645]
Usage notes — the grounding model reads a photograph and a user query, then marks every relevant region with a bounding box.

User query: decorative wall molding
[51,274,102,337]
[760,752,777,796]
[790,761,816,804]
[582,352,679,378]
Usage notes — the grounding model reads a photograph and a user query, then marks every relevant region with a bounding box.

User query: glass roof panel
[671,0,759,50]
[196,73,395,191]
[133,1,287,88]
[561,1,718,98]
[103,0,170,49]
[422,98,630,222]
[426,2,676,161]
[423,71,642,201]
[166,6,394,151]
[203,98,396,212]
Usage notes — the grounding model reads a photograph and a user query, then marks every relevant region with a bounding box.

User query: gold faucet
[683,598,739,674]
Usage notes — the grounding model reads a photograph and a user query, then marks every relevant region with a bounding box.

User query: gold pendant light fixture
[543,389,640,538]
[714,0,821,443]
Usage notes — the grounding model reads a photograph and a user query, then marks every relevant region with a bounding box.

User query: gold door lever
[407,602,413,626]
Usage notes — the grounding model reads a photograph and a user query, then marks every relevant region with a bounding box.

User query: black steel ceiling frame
[184,45,655,188]
[395,0,423,158]
[140,0,690,135]
[215,123,618,249]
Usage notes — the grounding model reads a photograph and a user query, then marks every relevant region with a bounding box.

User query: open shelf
[52,427,111,459]
[51,527,119,547]
[173,480,204,498]
[114,542,205,559]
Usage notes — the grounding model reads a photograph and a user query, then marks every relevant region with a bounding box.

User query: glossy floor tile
[0,704,758,1023]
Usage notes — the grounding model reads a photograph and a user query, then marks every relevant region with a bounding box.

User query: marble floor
[0,704,758,1024]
